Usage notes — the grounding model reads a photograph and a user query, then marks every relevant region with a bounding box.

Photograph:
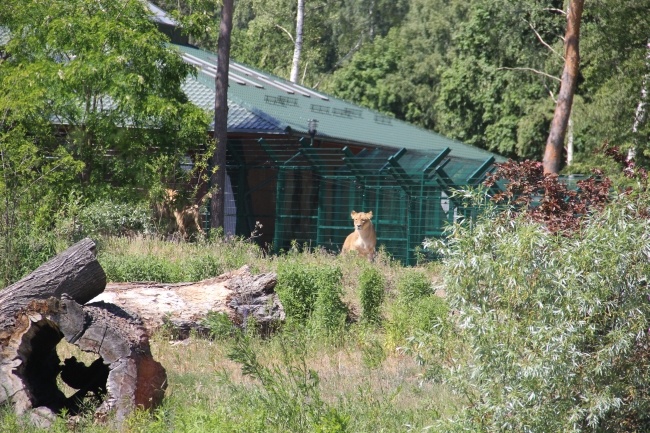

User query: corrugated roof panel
[181,74,283,132]
[173,44,504,163]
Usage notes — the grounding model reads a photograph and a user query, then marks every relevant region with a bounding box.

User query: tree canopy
[156,0,650,173]
[0,0,210,202]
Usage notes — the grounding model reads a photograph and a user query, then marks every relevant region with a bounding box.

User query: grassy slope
[0,236,457,432]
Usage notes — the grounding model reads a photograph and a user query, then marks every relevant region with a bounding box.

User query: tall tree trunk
[543,0,584,174]
[210,0,234,230]
[289,0,304,83]
[628,38,650,162]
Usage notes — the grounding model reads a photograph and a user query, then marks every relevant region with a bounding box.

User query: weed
[358,267,385,324]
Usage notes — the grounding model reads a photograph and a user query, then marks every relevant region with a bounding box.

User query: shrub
[76,199,154,239]
[483,159,612,234]
[395,268,432,302]
[385,294,449,352]
[437,195,650,432]
[358,267,385,324]
[275,261,321,323]
[276,261,346,330]
[310,271,348,337]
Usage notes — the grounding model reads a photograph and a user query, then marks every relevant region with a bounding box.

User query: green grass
[1,236,455,432]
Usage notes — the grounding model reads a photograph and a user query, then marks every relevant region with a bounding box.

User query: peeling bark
[0,296,166,427]
[90,265,284,338]
[0,239,283,427]
[543,0,584,174]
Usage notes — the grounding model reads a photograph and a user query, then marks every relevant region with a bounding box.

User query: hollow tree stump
[0,238,166,427]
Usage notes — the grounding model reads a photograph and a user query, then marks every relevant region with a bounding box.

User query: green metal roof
[175,44,504,163]
[0,18,501,165]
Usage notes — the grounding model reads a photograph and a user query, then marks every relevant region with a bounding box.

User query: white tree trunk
[566,116,574,166]
[628,38,650,162]
[290,0,305,83]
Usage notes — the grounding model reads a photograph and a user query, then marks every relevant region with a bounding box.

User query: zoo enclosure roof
[176,43,504,164]
[0,6,502,165]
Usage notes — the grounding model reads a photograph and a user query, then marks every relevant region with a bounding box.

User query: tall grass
[1,235,452,432]
[97,235,267,283]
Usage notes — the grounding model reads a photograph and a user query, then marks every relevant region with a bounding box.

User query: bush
[358,267,385,324]
[76,199,154,239]
[275,261,321,323]
[276,261,347,330]
[395,268,432,302]
[310,272,348,337]
[385,294,449,352]
[437,195,650,432]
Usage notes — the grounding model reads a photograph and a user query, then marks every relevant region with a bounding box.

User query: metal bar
[466,156,496,185]
[255,76,295,94]
[379,148,407,172]
[273,168,286,252]
[385,153,417,195]
[422,148,451,178]
[293,83,329,100]
[230,72,264,88]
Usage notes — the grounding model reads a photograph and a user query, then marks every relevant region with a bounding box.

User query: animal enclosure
[220,137,497,265]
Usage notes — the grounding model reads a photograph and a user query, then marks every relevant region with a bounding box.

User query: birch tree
[628,38,650,162]
[289,0,304,83]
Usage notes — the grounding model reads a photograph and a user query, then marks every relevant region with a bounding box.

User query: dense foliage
[0,0,211,284]
[438,196,650,432]
[154,0,649,172]
[418,157,650,432]
[358,267,385,324]
[2,1,650,431]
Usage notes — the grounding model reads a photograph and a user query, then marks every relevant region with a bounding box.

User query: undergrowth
[0,234,449,433]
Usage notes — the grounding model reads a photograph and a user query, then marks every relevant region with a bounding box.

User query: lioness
[155,189,208,240]
[342,210,376,261]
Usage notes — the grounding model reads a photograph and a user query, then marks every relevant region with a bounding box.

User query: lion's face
[351,211,373,232]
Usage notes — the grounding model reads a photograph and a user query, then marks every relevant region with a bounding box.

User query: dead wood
[0,239,284,427]
[0,237,106,339]
[0,239,165,427]
[90,265,285,338]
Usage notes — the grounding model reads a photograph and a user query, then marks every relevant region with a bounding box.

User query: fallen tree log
[0,239,285,427]
[0,239,166,427]
[0,237,106,339]
[90,265,285,338]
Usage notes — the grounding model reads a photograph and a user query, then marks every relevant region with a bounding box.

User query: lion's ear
[351,211,357,218]
[367,211,373,219]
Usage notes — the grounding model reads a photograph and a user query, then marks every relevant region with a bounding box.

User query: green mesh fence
[222,137,497,265]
